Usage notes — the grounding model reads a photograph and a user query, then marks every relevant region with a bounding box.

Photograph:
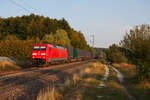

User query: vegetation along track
[110,65,135,100]
[0,60,96,100]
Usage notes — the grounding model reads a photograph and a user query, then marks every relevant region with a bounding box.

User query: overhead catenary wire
[18,0,42,15]
[9,0,42,15]
[9,0,31,13]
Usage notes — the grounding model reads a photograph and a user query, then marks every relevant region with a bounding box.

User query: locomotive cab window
[33,46,40,50]
[33,46,46,50]
[40,46,46,50]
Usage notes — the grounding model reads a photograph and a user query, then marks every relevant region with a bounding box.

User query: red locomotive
[32,44,68,64]
[32,44,97,65]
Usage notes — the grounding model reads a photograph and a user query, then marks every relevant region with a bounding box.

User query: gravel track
[0,60,95,100]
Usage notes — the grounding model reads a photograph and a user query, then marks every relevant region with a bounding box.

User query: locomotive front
[32,44,47,64]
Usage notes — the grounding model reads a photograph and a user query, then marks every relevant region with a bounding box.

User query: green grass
[113,63,150,100]
[82,64,128,100]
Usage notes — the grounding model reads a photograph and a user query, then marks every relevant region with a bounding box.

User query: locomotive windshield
[40,46,46,50]
[33,46,46,50]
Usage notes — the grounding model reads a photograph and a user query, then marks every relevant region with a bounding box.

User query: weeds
[37,66,85,100]
[0,61,20,71]
[113,63,150,100]
[37,61,109,100]
[83,63,128,100]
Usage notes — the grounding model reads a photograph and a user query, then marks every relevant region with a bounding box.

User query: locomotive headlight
[41,53,46,55]
[32,53,37,55]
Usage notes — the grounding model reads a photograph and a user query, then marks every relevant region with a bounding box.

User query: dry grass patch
[113,63,150,100]
[114,63,136,69]
[113,63,136,77]
[129,80,150,100]
[37,87,63,100]
[139,81,150,89]
[84,78,101,87]
[0,61,20,72]
[82,64,128,100]
[108,80,122,89]
[37,62,106,100]
[37,66,85,100]
[86,62,105,76]
[133,80,150,91]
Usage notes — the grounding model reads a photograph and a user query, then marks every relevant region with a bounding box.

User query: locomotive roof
[51,45,65,50]
[34,44,66,50]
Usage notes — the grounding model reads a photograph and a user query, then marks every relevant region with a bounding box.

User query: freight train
[32,44,96,65]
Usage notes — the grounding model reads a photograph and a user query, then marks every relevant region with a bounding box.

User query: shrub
[0,61,20,71]
[0,40,35,60]
[106,44,127,63]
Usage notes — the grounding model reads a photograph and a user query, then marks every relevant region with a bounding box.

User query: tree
[120,24,150,79]
[54,29,71,46]
[4,34,19,40]
[106,44,127,63]
[69,30,88,49]
[42,32,55,44]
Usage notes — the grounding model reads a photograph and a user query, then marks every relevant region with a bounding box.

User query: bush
[99,59,106,64]
[137,61,150,80]
[0,61,20,71]
[0,40,35,60]
[106,44,127,63]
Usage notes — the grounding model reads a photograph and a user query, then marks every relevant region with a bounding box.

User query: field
[38,61,150,100]
[0,60,150,100]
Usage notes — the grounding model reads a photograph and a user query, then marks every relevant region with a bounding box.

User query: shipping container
[73,48,78,58]
[65,46,73,59]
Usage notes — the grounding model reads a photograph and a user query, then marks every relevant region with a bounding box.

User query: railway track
[0,60,95,100]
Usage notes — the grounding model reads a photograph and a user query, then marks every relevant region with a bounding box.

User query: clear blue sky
[0,0,150,48]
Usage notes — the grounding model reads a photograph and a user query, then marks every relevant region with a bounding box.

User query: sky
[0,0,150,48]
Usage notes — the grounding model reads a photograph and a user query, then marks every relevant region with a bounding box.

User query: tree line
[0,14,94,60]
[106,24,150,80]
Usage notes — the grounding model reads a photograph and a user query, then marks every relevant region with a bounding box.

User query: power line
[9,0,42,15]
[9,0,30,13]
[20,0,42,15]
[21,1,42,15]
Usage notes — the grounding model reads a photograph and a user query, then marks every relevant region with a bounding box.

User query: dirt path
[110,66,124,83]
[0,60,95,100]
[102,65,109,81]
[110,65,135,100]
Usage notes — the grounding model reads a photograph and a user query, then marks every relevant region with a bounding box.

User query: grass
[113,63,150,100]
[37,65,84,100]
[0,59,31,72]
[37,87,63,100]
[0,61,20,72]
[113,63,137,77]
[82,64,128,100]
[37,61,136,100]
